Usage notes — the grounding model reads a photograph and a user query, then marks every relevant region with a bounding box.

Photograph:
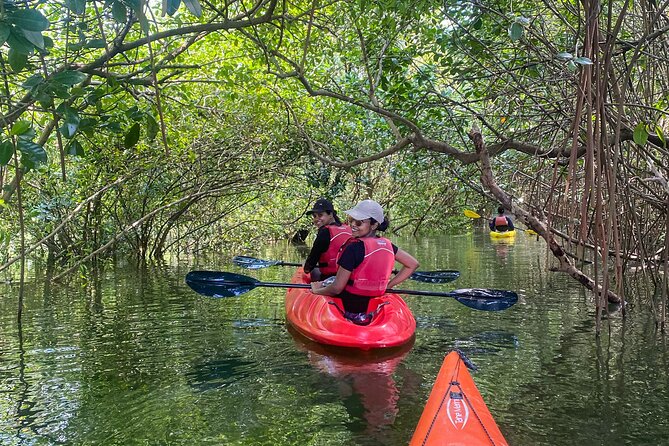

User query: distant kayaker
[310,199,419,316]
[489,206,515,232]
[303,198,352,281]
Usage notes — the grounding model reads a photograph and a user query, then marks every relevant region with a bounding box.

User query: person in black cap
[303,198,352,281]
[310,200,419,319]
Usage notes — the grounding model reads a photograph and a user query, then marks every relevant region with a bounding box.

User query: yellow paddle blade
[463,209,481,219]
[525,229,538,235]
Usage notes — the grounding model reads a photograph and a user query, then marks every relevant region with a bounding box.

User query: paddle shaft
[217,279,498,300]
[240,258,446,277]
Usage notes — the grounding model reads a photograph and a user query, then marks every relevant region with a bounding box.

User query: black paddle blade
[409,270,460,283]
[232,256,302,269]
[185,271,259,298]
[232,256,279,269]
[449,288,518,311]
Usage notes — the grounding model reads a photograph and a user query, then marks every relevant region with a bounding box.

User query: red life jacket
[338,237,395,297]
[494,216,508,228]
[318,224,352,276]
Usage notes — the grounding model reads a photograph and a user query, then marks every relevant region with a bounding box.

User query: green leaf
[0,23,10,46]
[58,107,81,138]
[146,114,159,141]
[85,38,106,48]
[0,141,14,165]
[574,56,593,65]
[139,14,150,34]
[65,0,87,14]
[17,140,48,167]
[557,52,573,60]
[7,30,35,55]
[472,17,482,30]
[52,70,87,86]
[22,30,45,49]
[655,125,666,146]
[36,91,54,109]
[567,60,577,72]
[10,8,50,32]
[7,49,28,71]
[102,120,122,133]
[111,1,127,23]
[125,0,142,14]
[67,139,85,156]
[49,83,71,99]
[11,121,32,136]
[22,74,45,90]
[515,16,530,26]
[508,22,523,42]
[124,123,140,149]
[165,0,181,16]
[70,86,86,97]
[182,0,202,17]
[67,42,83,51]
[79,117,98,137]
[633,122,648,146]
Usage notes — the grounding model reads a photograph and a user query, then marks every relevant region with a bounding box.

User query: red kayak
[285,268,416,350]
[410,351,508,446]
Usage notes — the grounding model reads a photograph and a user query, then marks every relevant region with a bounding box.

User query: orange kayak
[409,351,508,446]
[285,268,416,350]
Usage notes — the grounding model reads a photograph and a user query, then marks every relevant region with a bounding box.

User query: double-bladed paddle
[232,255,460,284]
[185,271,518,312]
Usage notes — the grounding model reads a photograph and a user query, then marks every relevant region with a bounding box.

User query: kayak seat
[328,301,390,326]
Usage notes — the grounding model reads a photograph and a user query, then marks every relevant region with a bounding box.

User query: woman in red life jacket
[310,199,419,315]
[489,206,515,232]
[303,198,352,281]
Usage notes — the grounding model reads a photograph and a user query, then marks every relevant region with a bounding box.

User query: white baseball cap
[345,200,384,223]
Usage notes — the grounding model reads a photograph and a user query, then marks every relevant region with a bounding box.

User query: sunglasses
[347,218,370,226]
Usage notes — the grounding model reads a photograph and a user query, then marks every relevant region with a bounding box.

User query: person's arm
[304,227,330,273]
[311,242,360,295]
[489,219,495,230]
[311,266,352,296]
[507,217,515,229]
[387,248,419,290]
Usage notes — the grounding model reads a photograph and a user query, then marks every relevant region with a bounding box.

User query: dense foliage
[0,0,667,327]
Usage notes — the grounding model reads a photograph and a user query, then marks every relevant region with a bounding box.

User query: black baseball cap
[305,198,335,215]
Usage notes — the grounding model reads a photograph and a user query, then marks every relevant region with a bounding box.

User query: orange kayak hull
[285,268,416,350]
[409,351,509,446]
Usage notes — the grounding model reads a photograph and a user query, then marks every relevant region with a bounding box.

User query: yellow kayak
[490,229,516,238]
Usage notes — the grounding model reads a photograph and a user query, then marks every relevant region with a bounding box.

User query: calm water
[1,232,668,445]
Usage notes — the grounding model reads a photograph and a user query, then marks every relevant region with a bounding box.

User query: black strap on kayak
[454,348,478,371]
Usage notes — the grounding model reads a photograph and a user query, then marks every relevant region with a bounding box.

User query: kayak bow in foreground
[409,350,509,446]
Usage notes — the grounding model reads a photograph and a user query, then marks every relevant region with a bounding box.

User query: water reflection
[453,330,520,355]
[288,327,414,443]
[186,355,258,391]
[490,236,515,262]
[2,234,669,445]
